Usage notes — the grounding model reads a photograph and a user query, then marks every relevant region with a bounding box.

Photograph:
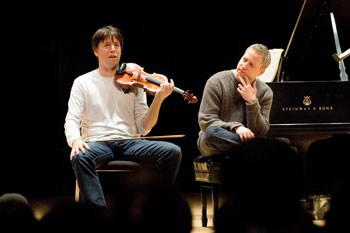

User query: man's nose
[242,62,249,69]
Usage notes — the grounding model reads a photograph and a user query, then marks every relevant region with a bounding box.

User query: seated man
[197,44,273,157]
[64,25,182,207]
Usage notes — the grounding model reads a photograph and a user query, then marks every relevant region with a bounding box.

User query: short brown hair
[247,44,271,69]
[91,25,124,52]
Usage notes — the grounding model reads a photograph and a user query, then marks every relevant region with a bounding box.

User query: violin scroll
[182,90,198,104]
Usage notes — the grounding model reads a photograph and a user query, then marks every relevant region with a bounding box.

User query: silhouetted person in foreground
[0,193,38,233]
[108,168,193,233]
[306,134,350,195]
[39,200,114,233]
[216,137,322,233]
[307,134,350,233]
[323,176,350,233]
[110,187,192,233]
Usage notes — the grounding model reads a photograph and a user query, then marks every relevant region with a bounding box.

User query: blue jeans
[71,140,182,206]
[197,126,242,156]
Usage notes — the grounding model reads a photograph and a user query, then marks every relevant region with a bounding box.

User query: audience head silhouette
[216,137,317,233]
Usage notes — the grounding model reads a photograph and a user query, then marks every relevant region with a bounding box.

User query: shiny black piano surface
[267,81,350,137]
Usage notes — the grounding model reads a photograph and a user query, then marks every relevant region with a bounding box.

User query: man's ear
[258,68,266,77]
[93,49,98,57]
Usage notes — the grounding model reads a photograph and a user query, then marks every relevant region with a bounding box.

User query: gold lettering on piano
[281,96,334,112]
[319,106,333,111]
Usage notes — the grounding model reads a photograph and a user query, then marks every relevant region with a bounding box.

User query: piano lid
[279,0,350,82]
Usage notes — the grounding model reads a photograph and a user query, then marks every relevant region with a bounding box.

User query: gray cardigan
[198,69,273,140]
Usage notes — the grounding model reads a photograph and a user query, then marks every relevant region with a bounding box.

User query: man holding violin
[64,25,182,207]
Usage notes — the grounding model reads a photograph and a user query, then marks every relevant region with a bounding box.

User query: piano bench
[193,154,229,227]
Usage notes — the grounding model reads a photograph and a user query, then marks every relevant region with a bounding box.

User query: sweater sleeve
[198,74,242,132]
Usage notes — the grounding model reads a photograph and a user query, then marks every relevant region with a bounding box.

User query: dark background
[1,0,349,197]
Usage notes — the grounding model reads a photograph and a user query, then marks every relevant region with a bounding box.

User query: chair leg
[75,180,79,202]
[200,184,208,227]
[212,185,219,226]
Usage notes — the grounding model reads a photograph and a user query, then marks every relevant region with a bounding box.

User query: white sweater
[64,69,150,147]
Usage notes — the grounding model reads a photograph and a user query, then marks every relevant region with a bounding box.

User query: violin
[115,63,198,104]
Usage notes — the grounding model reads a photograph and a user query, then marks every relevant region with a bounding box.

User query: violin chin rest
[116,63,127,74]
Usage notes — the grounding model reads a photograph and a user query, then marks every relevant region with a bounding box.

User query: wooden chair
[75,160,141,202]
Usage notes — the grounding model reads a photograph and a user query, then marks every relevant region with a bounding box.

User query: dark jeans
[71,140,182,206]
[197,126,242,157]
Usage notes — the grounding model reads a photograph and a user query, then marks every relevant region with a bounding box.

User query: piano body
[266,0,350,154]
[267,81,350,153]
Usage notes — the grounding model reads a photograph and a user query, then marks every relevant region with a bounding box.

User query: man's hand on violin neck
[155,79,175,101]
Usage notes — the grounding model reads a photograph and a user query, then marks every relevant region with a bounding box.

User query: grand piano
[266,0,350,154]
